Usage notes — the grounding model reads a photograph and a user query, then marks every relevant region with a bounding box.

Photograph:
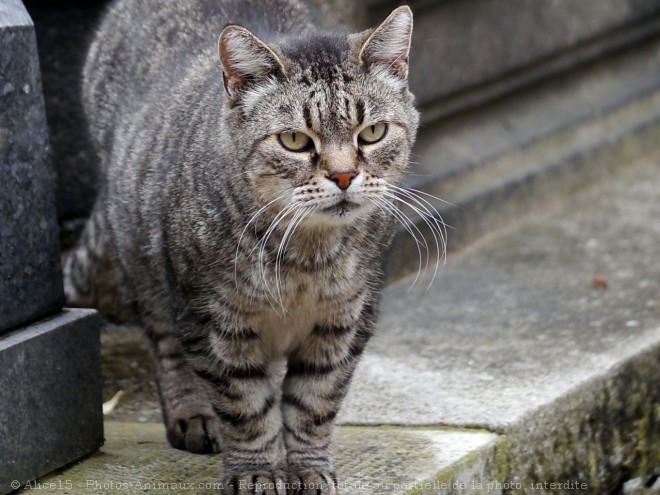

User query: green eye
[278,131,312,152]
[358,122,388,144]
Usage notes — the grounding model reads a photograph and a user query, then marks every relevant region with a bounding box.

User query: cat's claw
[166,412,221,454]
[289,470,338,494]
[222,471,287,495]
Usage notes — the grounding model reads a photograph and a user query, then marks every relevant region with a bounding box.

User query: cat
[64,0,421,493]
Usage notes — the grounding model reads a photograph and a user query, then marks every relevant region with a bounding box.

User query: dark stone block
[0,309,103,495]
[0,0,64,334]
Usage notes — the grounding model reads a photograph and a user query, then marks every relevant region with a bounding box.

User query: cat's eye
[278,131,313,152]
[358,123,388,144]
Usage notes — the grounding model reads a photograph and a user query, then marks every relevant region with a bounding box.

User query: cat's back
[83,0,312,148]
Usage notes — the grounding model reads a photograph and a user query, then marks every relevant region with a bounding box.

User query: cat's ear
[218,25,287,99]
[357,6,413,80]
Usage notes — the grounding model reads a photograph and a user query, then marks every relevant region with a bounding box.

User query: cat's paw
[222,471,287,494]
[289,470,338,494]
[166,409,221,454]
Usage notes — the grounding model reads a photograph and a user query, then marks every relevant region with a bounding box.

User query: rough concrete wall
[368,0,660,110]
[307,0,367,29]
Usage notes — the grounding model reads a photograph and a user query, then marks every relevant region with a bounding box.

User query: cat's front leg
[143,317,222,454]
[282,314,375,494]
[186,324,287,495]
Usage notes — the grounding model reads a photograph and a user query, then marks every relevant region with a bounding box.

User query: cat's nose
[328,171,358,190]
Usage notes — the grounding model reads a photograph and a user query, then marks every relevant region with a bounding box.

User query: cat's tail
[62,201,124,318]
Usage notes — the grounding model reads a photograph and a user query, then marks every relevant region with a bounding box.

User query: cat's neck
[264,215,367,268]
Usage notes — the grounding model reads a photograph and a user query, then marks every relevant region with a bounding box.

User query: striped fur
[64,1,418,492]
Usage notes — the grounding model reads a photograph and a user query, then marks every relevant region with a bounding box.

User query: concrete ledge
[0,309,103,495]
[506,343,660,493]
[33,422,502,495]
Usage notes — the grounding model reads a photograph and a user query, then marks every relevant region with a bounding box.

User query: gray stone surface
[34,422,502,495]
[411,39,660,188]
[341,155,660,492]
[0,309,103,495]
[0,0,64,333]
[386,36,660,281]
[308,0,365,29]
[368,0,660,116]
[23,1,106,225]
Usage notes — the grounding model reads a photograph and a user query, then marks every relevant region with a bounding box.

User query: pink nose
[328,172,357,190]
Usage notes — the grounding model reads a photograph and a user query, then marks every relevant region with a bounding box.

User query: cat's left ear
[356,6,413,80]
[218,25,287,99]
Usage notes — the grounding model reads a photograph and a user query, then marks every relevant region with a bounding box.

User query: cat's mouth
[322,198,360,217]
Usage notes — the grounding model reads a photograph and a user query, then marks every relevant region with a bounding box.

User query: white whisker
[257,202,300,312]
[383,193,441,290]
[274,205,311,305]
[390,183,457,209]
[233,193,289,285]
[383,185,450,290]
[387,185,450,255]
[386,187,449,255]
[371,195,426,289]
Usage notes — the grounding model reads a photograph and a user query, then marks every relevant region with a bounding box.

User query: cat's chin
[309,200,372,226]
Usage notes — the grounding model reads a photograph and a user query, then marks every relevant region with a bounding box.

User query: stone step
[31,422,501,495]
[386,35,660,281]
[1,309,103,495]
[368,0,660,120]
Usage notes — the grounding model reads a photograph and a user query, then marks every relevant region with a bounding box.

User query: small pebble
[593,274,608,289]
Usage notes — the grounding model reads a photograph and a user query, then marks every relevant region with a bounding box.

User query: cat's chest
[254,283,323,355]
[247,255,361,355]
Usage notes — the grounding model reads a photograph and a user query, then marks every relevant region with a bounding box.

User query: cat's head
[218,7,419,226]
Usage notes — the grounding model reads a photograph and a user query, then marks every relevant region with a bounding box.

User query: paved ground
[25,151,660,494]
[29,423,498,495]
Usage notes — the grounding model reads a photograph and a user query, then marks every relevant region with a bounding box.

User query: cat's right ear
[218,25,287,100]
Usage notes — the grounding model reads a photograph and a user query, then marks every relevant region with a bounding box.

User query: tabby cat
[64,0,422,492]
